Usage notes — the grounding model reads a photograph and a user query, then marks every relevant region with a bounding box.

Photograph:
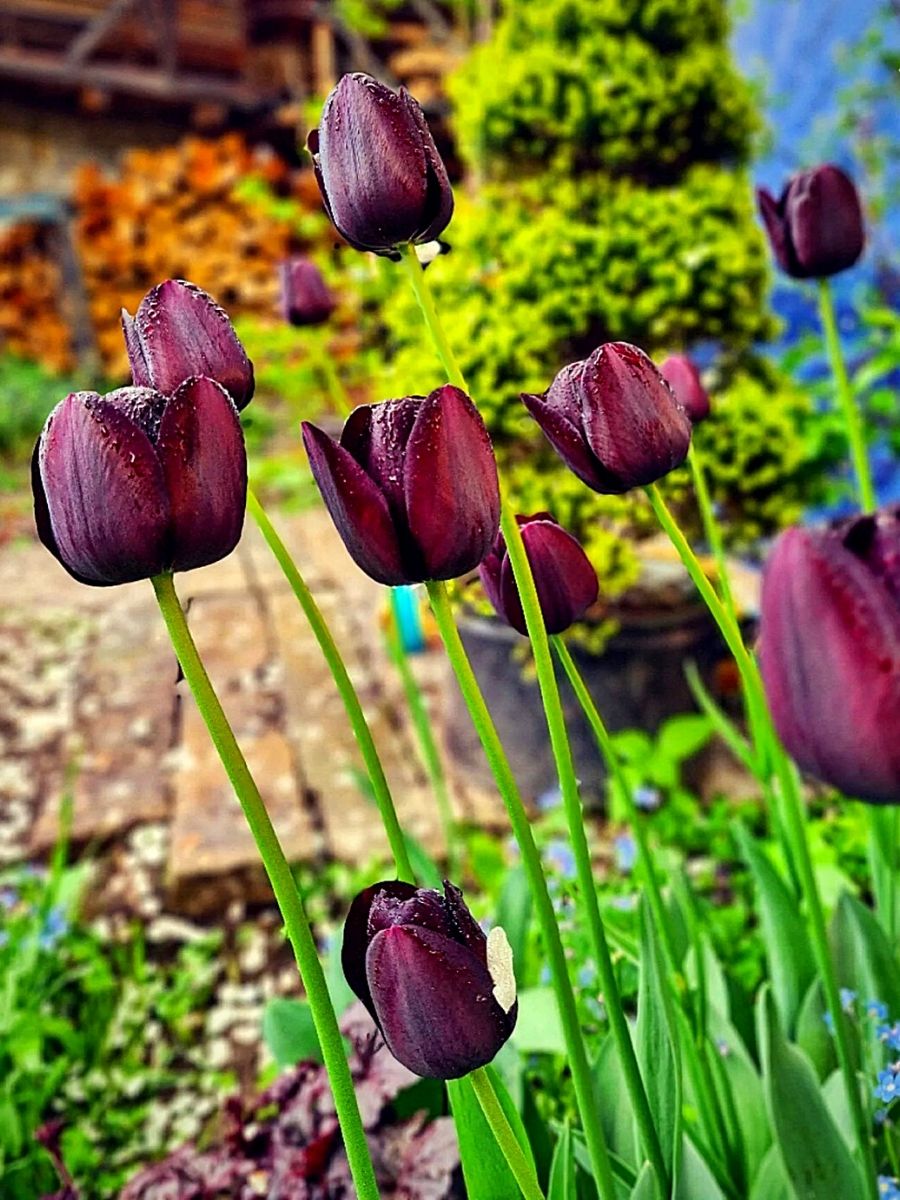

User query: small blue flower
[0,930,9,949]
[879,1023,900,1053]
[867,999,889,1022]
[840,988,857,1013]
[0,888,17,912]
[537,786,562,812]
[545,839,576,880]
[577,962,596,989]
[875,1108,890,1126]
[877,1176,900,1200]
[610,894,638,911]
[633,786,660,812]
[873,1066,900,1104]
[38,906,67,950]
[613,833,637,873]
[823,1011,835,1035]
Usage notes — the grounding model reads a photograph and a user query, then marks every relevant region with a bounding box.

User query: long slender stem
[385,592,458,872]
[818,277,876,511]
[426,581,617,1200]
[687,443,736,624]
[469,1067,546,1200]
[644,486,878,1197]
[150,572,380,1200]
[247,488,415,884]
[500,510,670,1197]
[400,245,468,391]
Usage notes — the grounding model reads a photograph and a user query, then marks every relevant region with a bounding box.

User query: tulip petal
[103,385,168,442]
[760,526,900,804]
[156,377,247,572]
[580,343,692,492]
[36,393,169,586]
[786,166,864,277]
[341,398,421,531]
[498,518,599,636]
[121,309,151,388]
[131,280,255,409]
[400,88,454,243]
[521,389,614,491]
[366,925,516,1079]
[659,355,710,424]
[342,880,418,1019]
[756,186,793,275]
[404,385,500,580]
[302,421,409,585]
[315,73,430,254]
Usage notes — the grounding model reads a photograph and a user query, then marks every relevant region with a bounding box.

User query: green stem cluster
[150,572,380,1200]
[247,489,415,884]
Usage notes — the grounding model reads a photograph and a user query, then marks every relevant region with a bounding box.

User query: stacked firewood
[73,132,310,377]
[0,223,73,373]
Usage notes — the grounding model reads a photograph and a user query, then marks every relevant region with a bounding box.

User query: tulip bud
[278,257,337,327]
[756,165,865,279]
[308,72,454,258]
[480,513,599,636]
[522,342,692,494]
[122,279,255,410]
[759,509,900,804]
[33,378,246,586]
[659,354,710,424]
[342,879,517,1079]
[302,385,500,585]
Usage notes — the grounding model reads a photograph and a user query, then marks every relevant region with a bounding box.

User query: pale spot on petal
[487,926,516,1013]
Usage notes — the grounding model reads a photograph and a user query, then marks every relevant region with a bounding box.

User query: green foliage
[451,0,756,178]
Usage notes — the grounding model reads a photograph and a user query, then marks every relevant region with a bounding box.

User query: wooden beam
[0,46,264,108]
[67,0,138,64]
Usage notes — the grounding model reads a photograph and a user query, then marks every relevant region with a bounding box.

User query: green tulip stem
[425,580,618,1200]
[469,1067,546,1200]
[644,485,878,1196]
[247,489,415,884]
[384,593,459,873]
[308,334,353,419]
[150,571,380,1200]
[818,277,876,512]
[687,442,736,621]
[499,509,671,1199]
[400,245,468,391]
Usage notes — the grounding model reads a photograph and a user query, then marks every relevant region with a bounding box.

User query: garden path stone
[2,506,507,908]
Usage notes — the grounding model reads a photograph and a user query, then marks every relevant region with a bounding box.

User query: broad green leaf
[704,1006,771,1183]
[549,1122,577,1200]
[822,1068,868,1154]
[447,1066,536,1200]
[511,988,566,1055]
[675,1134,727,1199]
[737,827,814,1035]
[262,998,322,1067]
[831,892,900,1018]
[403,832,443,889]
[324,932,356,1016]
[497,865,534,988]
[657,714,713,763]
[629,1163,657,1200]
[636,899,682,1181]
[749,1145,792,1200]
[570,1129,636,1197]
[594,1034,639,1170]
[795,980,837,1082]
[757,987,865,1200]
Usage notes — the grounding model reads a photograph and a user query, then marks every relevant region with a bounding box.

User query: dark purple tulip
[278,257,337,327]
[342,879,517,1079]
[307,72,454,258]
[759,509,900,804]
[302,385,500,586]
[33,378,246,586]
[659,354,711,425]
[522,342,692,494]
[756,165,865,279]
[122,279,255,410]
[480,513,599,636]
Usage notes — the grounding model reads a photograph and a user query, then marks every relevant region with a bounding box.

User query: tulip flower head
[756,165,865,279]
[278,257,337,327]
[522,342,692,494]
[759,508,900,804]
[308,72,454,259]
[480,513,599,636]
[302,385,500,585]
[342,879,517,1079]
[122,279,255,410]
[659,354,711,425]
[33,379,247,586]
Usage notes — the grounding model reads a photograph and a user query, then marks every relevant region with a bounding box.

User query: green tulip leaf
[262,998,322,1067]
[548,1122,576,1200]
[636,898,683,1180]
[447,1065,536,1200]
[830,892,900,1018]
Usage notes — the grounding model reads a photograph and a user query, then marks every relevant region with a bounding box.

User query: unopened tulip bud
[308,73,454,258]
[279,257,337,327]
[33,379,246,586]
[659,354,710,424]
[302,385,500,585]
[480,514,599,635]
[122,279,255,409]
[522,342,692,493]
[342,879,517,1079]
[759,509,900,804]
[756,165,865,279]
